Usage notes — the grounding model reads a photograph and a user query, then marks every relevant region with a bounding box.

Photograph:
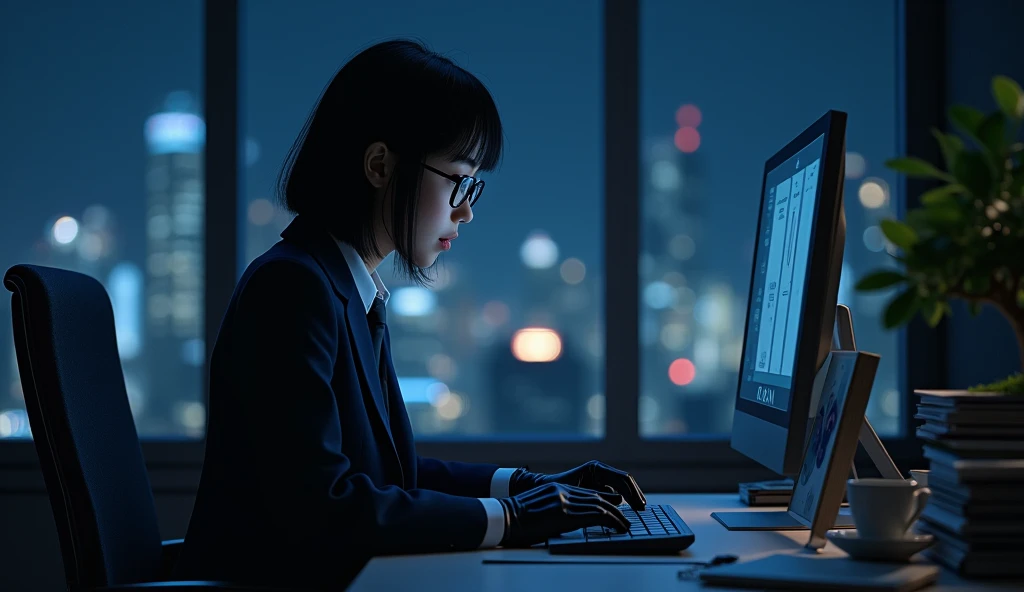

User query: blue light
[643,281,675,309]
[108,263,142,359]
[839,261,854,307]
[391,286,437,317]
[144,112,205,155]
[396,377,449,404]
[181,339,205,367]
[0,409,32,438]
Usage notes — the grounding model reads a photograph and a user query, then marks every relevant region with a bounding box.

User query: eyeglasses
[422,163,485,208]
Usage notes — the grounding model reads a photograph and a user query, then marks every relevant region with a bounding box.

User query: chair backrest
[4,264,165,589]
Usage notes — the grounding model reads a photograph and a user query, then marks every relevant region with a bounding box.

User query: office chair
[4,264,280,591]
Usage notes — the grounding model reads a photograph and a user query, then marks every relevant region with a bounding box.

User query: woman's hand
[498,482,629,547]
[508,460,647,511]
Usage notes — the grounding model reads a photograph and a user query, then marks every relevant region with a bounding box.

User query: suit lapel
[381,326,413,486]
[343,298,394,444]
[280,216,402,484]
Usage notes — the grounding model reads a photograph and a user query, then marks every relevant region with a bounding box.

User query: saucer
[826,530,935,562]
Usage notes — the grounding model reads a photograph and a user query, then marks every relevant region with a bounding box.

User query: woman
[175,39,647,590]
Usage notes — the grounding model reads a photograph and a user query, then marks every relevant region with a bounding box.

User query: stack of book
[739,478,794,506]
[913,390,1024,579]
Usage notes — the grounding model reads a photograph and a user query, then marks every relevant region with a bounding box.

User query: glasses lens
[469,181,483,206]
[453,177,474,207]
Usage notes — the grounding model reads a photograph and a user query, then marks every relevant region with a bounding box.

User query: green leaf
[949,105,986,137]
[1018,288,1024,308]
[993,75,1024,120]
[855,270,907,291]
[964,274,991,295]
[885,157,954,182]
[968,300,983,316]
[880,219,919,251]
[977,112,1008,160]
[920,184,965,206]
[902,247,945,274]
[923,299,946,327]
[904,209,934,237]
[884,288,921,329]
[923,202,963,228]
[952,151,994,198]
[932,129,965,171]
[1011,164,1024,197]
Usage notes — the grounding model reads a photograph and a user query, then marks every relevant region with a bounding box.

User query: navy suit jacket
[174,215,499,590]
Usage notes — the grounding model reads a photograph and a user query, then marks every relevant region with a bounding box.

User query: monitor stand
[712,305,903,531]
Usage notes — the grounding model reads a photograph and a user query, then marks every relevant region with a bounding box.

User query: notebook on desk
[699,553,940,591]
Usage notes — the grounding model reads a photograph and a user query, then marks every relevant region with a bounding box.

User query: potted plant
[855,75,1024,394]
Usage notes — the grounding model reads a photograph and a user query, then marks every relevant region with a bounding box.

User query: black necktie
[367,296,389,416]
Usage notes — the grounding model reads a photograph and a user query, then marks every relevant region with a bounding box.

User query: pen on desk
[482,560,697,565]
[482,554,738,567]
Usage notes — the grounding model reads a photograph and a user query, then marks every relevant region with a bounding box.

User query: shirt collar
[334,239,390,314]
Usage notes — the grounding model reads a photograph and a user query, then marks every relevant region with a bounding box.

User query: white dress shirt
[335,239,516,549]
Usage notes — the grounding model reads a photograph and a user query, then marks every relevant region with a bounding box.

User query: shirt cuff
[478,498,506,548]
[490,467,518,498]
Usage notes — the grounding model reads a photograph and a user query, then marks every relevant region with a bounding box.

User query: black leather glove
[508,460,647,511]
[497,482,630,548]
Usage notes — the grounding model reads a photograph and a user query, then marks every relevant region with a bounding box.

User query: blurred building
[641,113,744,435]
[143,91,205,436]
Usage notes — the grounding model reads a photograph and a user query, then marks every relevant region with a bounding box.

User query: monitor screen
[738,133,826,418]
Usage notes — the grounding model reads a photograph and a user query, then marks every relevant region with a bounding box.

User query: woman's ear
[364,141,394,189]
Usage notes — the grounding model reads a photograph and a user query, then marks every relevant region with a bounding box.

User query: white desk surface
[350,493,1022,591]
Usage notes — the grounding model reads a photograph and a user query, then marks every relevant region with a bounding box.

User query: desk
[349,493,1022,591]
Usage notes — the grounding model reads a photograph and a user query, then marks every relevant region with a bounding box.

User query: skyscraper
[642,132,714,434]
[643,117,746,435]
[143,91,205,437]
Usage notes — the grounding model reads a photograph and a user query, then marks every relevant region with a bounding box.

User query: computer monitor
[730,110,848,477]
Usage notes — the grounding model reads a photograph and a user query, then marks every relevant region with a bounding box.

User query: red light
[668,358,696,386]
[674,127,701,153]
[675,104,702,128]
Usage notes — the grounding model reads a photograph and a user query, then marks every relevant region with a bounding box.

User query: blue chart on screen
[791,356,853,523]
[740,133,825,413]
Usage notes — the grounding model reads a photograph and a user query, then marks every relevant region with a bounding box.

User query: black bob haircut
[277,38,504,285]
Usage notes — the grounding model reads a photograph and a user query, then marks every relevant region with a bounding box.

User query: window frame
[0,0,942,494]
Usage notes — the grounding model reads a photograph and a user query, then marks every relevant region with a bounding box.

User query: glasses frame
[422,163,485,208]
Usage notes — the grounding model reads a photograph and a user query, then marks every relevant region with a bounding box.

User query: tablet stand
[713,305,902,531]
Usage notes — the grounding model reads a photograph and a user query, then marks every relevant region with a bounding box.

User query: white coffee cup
[909,470,929,487]
[846,478,931,541]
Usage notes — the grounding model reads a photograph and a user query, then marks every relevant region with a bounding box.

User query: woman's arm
[232,258,488,555]
[414,457,505,498]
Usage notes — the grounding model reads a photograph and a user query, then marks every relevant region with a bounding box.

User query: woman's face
[410,154,477,268]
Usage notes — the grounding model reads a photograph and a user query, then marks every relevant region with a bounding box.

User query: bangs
[412,58,504,172]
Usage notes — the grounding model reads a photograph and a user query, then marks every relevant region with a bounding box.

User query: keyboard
[547,504,696,555]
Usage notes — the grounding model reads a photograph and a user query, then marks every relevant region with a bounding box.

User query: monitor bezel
[731,109,848,474]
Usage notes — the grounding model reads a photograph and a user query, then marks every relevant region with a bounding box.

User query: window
[0,0,205,439]
[242,1,604,436]
[639,0,902,437]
